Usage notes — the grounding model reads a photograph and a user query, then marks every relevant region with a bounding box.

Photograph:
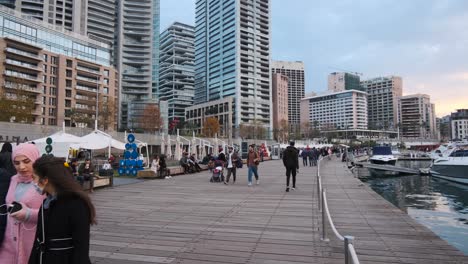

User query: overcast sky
[160,0,468,117]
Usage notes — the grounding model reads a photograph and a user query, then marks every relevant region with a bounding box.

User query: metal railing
[317,156,360,264]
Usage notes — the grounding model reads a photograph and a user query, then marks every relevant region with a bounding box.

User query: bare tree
[0,79,36,123]
[202,117,220,137]
[138,104,163,133]
[98,96,116,131]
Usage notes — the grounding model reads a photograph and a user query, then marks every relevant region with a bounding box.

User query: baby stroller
[210,160,225,182]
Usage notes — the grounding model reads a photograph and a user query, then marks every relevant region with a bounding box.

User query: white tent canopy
[78,130,126,150]
[30,131,85,158]
[33,131,84,144]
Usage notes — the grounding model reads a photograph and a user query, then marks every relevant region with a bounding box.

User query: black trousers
[302,158,308,166]
[285,167,297,188]
[225,167,236,182]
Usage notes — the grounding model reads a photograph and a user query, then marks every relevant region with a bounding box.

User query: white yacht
[369,146,397,165]
[431,143,468,185]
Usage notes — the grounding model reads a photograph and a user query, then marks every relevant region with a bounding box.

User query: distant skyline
[160,0,468,117]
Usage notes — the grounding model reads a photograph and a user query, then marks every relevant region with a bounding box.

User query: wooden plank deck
[90,160,342,264]
[89,158,467,264]
[320,157,468,264]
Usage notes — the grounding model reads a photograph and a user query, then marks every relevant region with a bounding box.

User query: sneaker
[285,187,289,192]
[248,182,252,186]
[165,176,169,179]
[256,179,260,185]
[223,181,227,185]
[292,187,296,191]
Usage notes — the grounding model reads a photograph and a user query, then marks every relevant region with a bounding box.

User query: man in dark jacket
[282,141,299,192]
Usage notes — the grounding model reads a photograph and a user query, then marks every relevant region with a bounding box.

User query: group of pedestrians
[0,143,94,264]
[300,147,319,167]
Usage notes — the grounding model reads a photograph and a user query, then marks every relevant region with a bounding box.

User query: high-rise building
[195,0,271,134]
[86,0,117,45]
[398,94,437,138]
[450,109,468,140]
[159,22,195,122]
[361,76,402,130]
[152,0,160,98]
[271,73,288,131]
[117,0,159,128]
[328,72,364,92]
[301,90,368,130]
[271,61,305,126]
[1,0,117,44]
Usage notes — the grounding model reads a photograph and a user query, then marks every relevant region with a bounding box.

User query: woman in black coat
[29,156,96,264]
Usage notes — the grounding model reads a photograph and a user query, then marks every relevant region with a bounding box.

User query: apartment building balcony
[75,95,97,105]
[76,65,101,75]
[76,76,99,86]
[5,48,41,61]
[4,59,39,71]
[122,76,150,82]
[75,85,98,95]
[122,89,149,95]
[4,71,40,83]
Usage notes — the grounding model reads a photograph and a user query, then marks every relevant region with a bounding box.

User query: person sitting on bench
[78,158,95,192]
[99,159,113,176]
[180,152,193,174]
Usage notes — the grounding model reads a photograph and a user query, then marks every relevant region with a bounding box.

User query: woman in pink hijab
[0,143,44,264]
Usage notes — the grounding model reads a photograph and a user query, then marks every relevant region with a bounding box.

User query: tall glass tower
[195,0,271,131]
[152,0,160,99]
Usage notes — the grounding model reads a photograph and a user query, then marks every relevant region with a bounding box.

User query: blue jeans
[248,166,259,183]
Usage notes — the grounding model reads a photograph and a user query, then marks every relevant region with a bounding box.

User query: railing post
[321,188,329,241]
[344,236,354,264]
[317,175,321,212]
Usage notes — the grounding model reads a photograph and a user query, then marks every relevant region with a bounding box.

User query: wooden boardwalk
[89,158,468,264]
[89,160,341,264]
[320,157,468,263]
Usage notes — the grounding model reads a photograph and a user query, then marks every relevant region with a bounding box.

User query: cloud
[160,0,468,116]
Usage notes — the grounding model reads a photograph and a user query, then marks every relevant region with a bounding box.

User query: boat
[369,146,397,165]
[430,143,468,185]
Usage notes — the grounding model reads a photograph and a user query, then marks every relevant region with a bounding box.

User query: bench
[137,164,210,179]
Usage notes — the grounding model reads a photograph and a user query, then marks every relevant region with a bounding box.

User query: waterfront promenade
[89,159,468,264]
[320,157,468,263]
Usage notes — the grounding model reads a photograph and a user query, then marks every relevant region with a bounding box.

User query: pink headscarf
[12,143,40,183]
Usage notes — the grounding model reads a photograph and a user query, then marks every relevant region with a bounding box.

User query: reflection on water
[355,161,468,255]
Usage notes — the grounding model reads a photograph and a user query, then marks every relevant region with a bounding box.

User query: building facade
[185,97,234,138]
[327,72,363,92]
[398,94,437,139]
[271,73,288,130]
[450,109,468,140]
[361,76,402,130]
[271,60,304,126]
[195,0,271,134]
[117,0,160,128]
[159,22,194,122]
[301,90,368,130]
[0,5,112,66]
[0,37,119,129]
[125,99,168,133]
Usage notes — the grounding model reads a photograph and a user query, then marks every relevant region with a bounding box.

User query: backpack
[236,158,243,168]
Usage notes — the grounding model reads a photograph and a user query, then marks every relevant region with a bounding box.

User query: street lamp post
[95,76,99,129]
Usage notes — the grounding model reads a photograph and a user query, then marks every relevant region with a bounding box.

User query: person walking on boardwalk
[282,141,299,192]
[0,143,44,264]
[247,145,260,186]
[224,146,239,184]
[29,155,96,264]
[301,148,308,166]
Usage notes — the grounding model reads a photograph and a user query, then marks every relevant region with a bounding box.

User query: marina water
[355,160,468,255]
